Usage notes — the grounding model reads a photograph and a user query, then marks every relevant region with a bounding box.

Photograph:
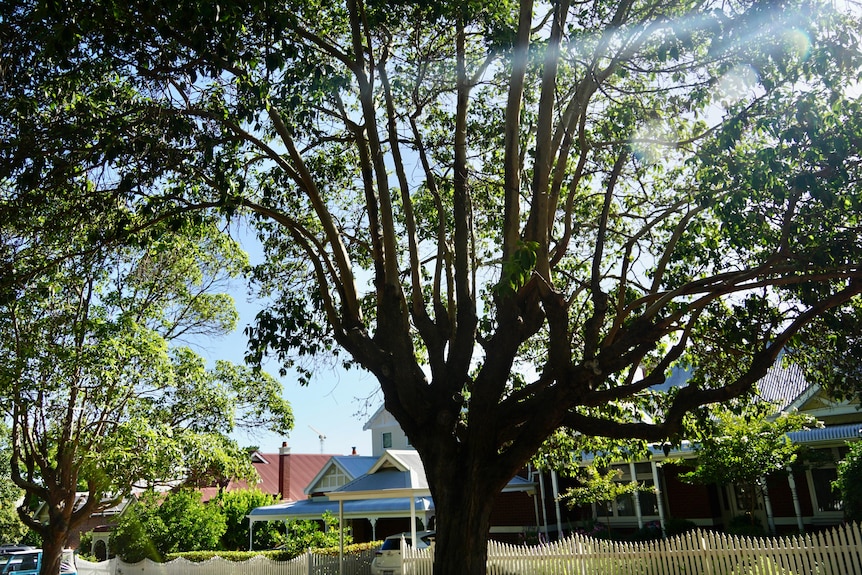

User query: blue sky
[198,292,380,456]
[191,225,381,457]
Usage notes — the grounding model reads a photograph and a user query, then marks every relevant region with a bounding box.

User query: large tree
[0,221,293,575]
[2,1,862,573]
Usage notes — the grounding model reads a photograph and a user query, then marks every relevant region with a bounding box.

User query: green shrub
[727,513,765,537]
[77,532,93,556]
[312,541,382,556]
[663,517,697,536]
[166,542,379,562]
[835,441,862,522]
[213,488,281,551]
[630,521,663,541]
[166,550,293,562]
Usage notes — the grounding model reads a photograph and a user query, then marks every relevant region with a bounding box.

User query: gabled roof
[334,450,428,493]
[650,359,814,414]
[755,362,811,411]
[251,451,280,494]
[248,447,534,524]
[304,455,377,496]
[362,404,398,431]
[367,450,424,474]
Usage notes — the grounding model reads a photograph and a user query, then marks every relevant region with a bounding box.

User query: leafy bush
[77,532,93,556]
[727,513,765,537]
[310,541,382,556]
[110,491,170,562]
[273,511,352,558]
[166,550,293,562]
[110,489,226,562]
[630,521,663,541]
[159,489,226,554]
[835,441,862,522]
[213,488,282,551]
[663,517,697,536]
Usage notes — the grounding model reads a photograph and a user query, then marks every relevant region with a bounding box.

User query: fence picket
[828,526,845,575]
[837,523,856,575]
[845,522,862,574]
[75,523,862,575]
[801,531,817,575]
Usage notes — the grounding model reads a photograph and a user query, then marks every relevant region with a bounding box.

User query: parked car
[370,531,434,575]
[0,547,34,556]
[0,549,76,575]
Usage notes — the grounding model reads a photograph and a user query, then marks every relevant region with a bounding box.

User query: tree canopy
[0,423,31,546]
[0,219,293,573]
[2,0,861,573]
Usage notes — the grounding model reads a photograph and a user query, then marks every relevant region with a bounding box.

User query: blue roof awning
[248,496,434,522]
[788,423,862,444]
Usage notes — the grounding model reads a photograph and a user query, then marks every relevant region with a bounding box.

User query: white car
[370,531,435,575]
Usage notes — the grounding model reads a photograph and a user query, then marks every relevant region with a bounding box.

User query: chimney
[351,446,357,456]
[278,441,291,501]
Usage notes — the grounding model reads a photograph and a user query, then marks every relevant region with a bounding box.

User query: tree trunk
[431,476,496,575]
[420,430,511,575]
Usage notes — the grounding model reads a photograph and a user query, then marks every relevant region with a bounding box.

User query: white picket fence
[401,523,862,575]
[75,524,862,575]
[77,547,377,575]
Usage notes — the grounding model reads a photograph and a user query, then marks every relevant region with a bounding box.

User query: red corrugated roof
[282,454,336,501]
[200,452,335,503]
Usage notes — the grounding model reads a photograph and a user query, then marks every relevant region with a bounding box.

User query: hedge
[165,541,383,563]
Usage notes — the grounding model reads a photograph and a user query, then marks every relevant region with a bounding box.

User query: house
[248,406,545,545]
[573,361,861,536]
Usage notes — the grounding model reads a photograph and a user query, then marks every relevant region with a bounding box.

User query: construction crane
[308,424,327,454]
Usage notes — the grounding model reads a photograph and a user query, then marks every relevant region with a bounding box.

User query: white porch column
[368,516,379,540]
[531,468,542,538]
[410,496,417,548]
[338,500,344,575]
[248,519,254,551]
[760,477,776,534]
[551,470,564,539]
[650,461,668,537]
[630,462,644,529]
[786,468,805,532]
[538,470,549,541]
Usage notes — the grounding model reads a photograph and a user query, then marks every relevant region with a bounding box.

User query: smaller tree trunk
[40,522,69,575]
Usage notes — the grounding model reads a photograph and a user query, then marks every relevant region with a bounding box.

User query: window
[806,447,846,515]
[592,464,659,521]
[316,466,349,492]
[811,468,842,512]
[616,492,636,516]
[732,483,761,513]
[382,432,392,449]
[638,485,659,516]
